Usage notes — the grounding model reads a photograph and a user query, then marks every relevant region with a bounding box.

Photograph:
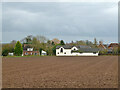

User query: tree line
[2,35,66,56]
[1,35,119,56]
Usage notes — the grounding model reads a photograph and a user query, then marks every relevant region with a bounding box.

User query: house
[23,46,40,56]
[97,41,109,50]
[56,45,99,56]
[98,43,107,49]
[41,50,47,56]
[108,43,118,49]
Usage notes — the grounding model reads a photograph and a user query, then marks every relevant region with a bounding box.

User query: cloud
[2,2,118,43]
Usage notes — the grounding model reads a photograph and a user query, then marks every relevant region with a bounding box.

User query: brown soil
[2,56,118,88]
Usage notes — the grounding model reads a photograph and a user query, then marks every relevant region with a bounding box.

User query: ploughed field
[2,56,118,88]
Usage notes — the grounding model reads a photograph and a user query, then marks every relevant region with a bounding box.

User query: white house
[56,45,99,56]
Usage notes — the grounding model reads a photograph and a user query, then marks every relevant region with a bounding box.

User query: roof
[56,45,99,52]
[98,44,106,49]
[56,45,91,49]
[56,45,74,49]
[76,45,91,49]
[42,50,47,53]
[23,46,32,50]
[108,43,118,47]
[78,48,99,52]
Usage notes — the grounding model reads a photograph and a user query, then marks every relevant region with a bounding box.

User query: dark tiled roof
[56,45,99,52]
[76,45,91,49]
[78,48,99,52]
[108,43,118,47]
[56,45,91,49]
[23,46,32,50]
[56,45,74,49]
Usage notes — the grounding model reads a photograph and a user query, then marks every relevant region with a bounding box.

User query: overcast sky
[2,2,118,44]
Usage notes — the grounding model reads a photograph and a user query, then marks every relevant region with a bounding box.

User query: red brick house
[108,43,118,49]
[23,46,40,56]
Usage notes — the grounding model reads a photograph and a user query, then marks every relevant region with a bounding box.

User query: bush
[2,49,9,56]
[52,45,56,55]
[2,47,14,56]
[99,49,108,55]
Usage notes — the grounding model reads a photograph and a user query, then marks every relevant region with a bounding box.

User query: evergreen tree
[94,38,98,47]
[52,41,55,45]
[94,38,97,45]
[60,40,65,45]
[52,45,56,55]
[14,41,23,56]
[39,48,43,55]
[86,40,89,45]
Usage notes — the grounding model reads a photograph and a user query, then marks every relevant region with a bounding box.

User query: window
[25,52,28,55]
[34,53,37,55]
[58,52,59,54]
[60,48,63,53]
[74,48,76,50]
[64,52,66,54]
[93,52,96,54]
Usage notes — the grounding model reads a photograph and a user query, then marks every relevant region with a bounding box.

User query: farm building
[56,45,99,56]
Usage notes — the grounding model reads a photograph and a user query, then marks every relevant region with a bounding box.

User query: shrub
[2,47,14,56]
[2,49,9,56]
[39,48,43,55]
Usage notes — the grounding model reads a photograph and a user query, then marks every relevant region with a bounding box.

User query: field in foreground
[2,56,118,88]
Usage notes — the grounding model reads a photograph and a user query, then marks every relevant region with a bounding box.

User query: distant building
[56,45,99,56]
[98,43,106,49]
[41,50,47,56]
[23,46,40,56]
[108,43,118,49]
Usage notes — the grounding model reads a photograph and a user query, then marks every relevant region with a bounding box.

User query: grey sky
[2,2,118,44]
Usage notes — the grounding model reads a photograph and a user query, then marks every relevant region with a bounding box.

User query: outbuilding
[41,50,47,56]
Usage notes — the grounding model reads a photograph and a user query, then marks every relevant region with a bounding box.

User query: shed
[41,50,47,56]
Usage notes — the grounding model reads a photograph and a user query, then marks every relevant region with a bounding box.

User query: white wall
[56,47,71,56]
[27,48,33,51]
[56,48,99,56]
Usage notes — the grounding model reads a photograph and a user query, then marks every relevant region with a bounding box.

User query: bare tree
[11,40,17,44]
[36,35,48,43]
[52,38,60,45]
[20,35,33,43]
